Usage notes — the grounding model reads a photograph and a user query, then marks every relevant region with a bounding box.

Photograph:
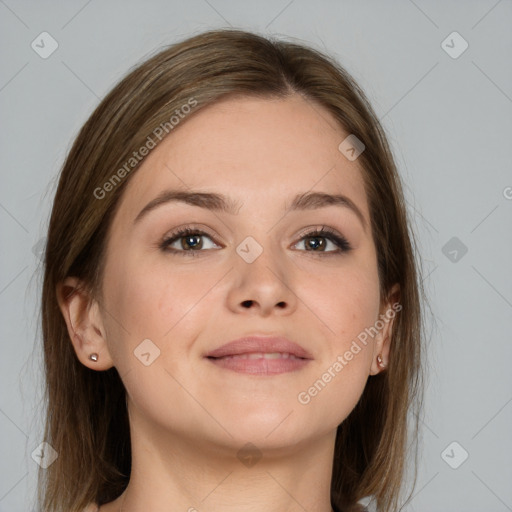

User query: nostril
[242,300,253,308]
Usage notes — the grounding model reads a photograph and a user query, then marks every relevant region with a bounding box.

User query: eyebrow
[133,189,367,231]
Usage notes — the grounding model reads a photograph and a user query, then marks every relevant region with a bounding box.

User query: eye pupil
[183,235,202,249]
[306,236,325,251]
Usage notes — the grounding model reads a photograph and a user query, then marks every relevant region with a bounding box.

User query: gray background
[1,0,511,510]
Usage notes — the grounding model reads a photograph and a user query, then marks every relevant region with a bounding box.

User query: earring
[377,354,386,368]
[88,353,99,362]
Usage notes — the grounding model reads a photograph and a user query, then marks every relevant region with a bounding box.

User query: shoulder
[83,504,99,512]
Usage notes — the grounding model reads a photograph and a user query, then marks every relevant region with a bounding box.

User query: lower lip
[206,355,311,375]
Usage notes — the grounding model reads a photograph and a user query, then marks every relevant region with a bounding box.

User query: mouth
[204,336,313,375]
[208,351,305,360]
[206,352,311,375]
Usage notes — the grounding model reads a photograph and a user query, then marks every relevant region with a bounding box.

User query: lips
[205,335,313,360]
[205,335,313,375]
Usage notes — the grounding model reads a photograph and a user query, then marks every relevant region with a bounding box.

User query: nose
[226,241,298,317]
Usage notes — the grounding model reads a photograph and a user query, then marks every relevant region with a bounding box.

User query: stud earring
[88,353,99,362]
[377,354,386,368]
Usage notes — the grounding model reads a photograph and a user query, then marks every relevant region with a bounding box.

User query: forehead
[116,94,369,223]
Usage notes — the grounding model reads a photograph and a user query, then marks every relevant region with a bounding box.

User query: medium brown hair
[39,28,426,512]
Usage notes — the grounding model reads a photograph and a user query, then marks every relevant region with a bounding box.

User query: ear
[369,283,401,376]
[56,276,114,371]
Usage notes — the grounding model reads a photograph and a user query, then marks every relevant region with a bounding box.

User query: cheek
[103,266,166,339]
[309,261,380,348]
[296,267,379,414]
[104,250,175,328]
[294,267,379,424]
[296,358,370,431]
[101,261,209,418]
[102,255,216,359]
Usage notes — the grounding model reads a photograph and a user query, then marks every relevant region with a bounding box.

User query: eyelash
[159,225,352,257]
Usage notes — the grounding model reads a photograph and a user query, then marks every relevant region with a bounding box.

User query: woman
[38,28,426,512]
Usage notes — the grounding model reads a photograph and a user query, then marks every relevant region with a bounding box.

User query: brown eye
[160,228,220,255]
[294,228,352,255]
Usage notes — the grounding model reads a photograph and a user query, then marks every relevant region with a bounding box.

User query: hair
[38,28,427,512]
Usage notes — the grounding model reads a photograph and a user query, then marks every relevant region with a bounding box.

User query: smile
[210,352,304,360]
[206,352,311,375]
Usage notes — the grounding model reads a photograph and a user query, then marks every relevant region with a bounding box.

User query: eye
[293,226,352,255]
[159,227,220,255]
[159,225,352,257]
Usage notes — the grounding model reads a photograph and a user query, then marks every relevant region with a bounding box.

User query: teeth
[220,352,300,360]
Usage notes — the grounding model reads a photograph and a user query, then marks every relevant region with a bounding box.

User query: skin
[58,94,399,512]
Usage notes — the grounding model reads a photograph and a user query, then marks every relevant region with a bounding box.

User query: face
[91,94,394,455]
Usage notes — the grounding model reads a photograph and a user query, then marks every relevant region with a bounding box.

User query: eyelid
[295,224,339,240]
[292,225,352,253]
[162,223,219,240]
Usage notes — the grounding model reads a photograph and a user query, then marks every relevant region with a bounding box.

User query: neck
[109,411,338,512]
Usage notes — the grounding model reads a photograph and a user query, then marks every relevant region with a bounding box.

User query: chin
[224,410,313,444]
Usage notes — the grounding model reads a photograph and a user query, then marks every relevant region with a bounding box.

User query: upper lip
[205,335,314,359]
